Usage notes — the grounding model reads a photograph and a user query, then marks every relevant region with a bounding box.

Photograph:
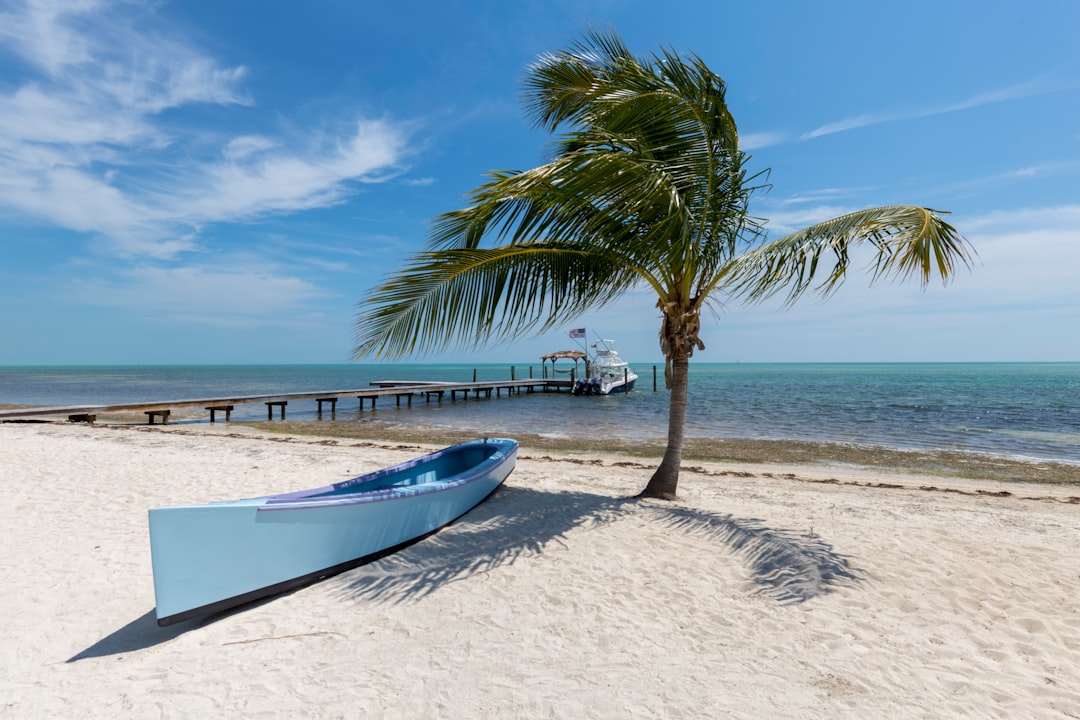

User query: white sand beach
[1,421,1078,718]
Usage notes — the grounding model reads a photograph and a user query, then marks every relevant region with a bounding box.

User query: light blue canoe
[149,438,517,625]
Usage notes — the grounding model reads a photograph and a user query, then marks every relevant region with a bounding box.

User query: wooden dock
[0,378,573,424]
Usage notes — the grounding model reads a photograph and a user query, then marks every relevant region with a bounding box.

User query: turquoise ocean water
[2,363,1078,465]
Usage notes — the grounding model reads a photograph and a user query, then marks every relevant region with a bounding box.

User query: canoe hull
[149,438,517,625]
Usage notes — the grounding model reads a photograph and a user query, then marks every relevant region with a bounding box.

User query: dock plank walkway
[0,378,573,422]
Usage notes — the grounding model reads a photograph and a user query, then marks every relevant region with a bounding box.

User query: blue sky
[2,0,1078,365]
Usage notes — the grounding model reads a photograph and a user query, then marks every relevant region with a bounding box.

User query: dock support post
[265,401,286,420]
[206,405,233,423]
[145,410,170,425]
[316,398,337,420]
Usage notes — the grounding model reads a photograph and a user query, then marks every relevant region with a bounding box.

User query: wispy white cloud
[224,136,279,162]
[743,77,1073,152]
[171,120,407,224]
[932,160,1080,198]
[768,187,874,206]
[802,77,1069,140]
[264,234,404,271]
[0,0,411,258]
[739,131,788,150]
[958,203,1080,235]
[756,204,857,236]
[75,264,330,328]
[0,0,105,76]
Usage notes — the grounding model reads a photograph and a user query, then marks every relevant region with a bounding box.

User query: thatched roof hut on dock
[540,350,587,380]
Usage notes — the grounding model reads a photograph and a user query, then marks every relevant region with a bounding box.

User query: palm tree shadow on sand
[69,484,863,662]
[649,504,865,604]
[335,485,865,606]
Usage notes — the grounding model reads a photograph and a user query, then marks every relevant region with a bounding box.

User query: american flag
[568,328,586,339]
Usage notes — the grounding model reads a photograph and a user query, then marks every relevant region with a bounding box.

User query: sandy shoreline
[2,422,1079,718]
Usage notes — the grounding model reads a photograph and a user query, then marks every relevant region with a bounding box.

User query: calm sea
[2,363,1078,465]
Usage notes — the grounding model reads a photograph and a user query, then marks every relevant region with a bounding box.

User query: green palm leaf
[730,206,976,305]
[354,244,636,358]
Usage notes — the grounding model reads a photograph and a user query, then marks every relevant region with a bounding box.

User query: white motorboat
[572,338,638,395]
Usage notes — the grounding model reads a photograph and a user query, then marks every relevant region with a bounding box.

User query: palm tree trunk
[640,353,689,500]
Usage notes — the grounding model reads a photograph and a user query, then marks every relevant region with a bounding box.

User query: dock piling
[206,405,233,423]
[145,410,170,425]
[316,398,337,420]
[265,401,286,421]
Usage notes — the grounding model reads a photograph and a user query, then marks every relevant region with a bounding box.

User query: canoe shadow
[69,485,864,660]
[68,611,199,662]
[66,595,283,662]
[335,485,864,606]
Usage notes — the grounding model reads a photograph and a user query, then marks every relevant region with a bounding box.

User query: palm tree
[354,30,974,500]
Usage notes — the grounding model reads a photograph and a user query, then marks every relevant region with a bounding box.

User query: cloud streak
[739,131,788,150]
[802,77,1069,140]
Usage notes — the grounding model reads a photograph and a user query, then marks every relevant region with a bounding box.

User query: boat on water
[148,438,518,625]
[574,338,638,396]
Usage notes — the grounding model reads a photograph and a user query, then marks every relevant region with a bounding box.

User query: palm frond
[524,28,636,132]
[353,244,637,358]
[430,150,694,260]
[729,206,976,305]
[525,29,738,162]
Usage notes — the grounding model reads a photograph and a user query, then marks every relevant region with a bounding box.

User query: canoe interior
[272,443,501,503]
